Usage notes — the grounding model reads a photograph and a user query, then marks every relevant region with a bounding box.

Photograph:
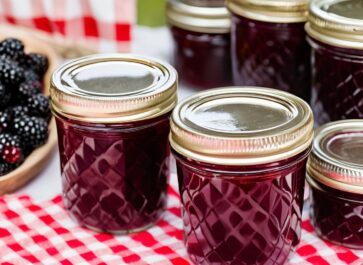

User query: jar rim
[170,87,314,166]
[166,0,230,33]
[306,0,363,49]
[225,0,308,23]
[50,53,178,123]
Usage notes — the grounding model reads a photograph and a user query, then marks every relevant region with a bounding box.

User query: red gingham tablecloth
[0,0,134,52]
[1,182,363,265]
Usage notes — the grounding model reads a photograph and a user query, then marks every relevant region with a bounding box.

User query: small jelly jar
[170,87,314,264]
[307,120,363,249]
[50,54,177,233]
[166,0,232,89]
[226,0,311,102]
[305,0,363,125]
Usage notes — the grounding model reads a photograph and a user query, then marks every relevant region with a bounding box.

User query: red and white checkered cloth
[0,0,134,51]
[1,180,363,265]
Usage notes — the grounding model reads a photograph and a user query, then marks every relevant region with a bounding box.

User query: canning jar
[170,87,314,264]
[305,0,363,125]
[307,120,363,249]
[226,0,311,102]
[50,54,177,233]
[166,0,232,89]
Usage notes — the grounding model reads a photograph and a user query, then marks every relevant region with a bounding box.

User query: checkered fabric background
[0,0,134,51]
[1,178,363,265]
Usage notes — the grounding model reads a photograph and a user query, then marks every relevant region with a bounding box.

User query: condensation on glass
[307,120,363,249]
[50,54,178,234]
[305,0,363,125]
[170,87,314,264]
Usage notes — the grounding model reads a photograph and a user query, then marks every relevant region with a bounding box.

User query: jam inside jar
[170,87,314,264]
[166,0,232,89]
[50,54,177,233]
[226,0,310,102]
[307,120,363,249]
[305,0,363,125]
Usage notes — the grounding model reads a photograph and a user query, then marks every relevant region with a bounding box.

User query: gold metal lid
[182,0,225,7]
[306,0,363,49]
[50,54,178,123]
[170,87,314,165]
[225,0,308,23]
[307,120,363,194]
[166,0,230,33]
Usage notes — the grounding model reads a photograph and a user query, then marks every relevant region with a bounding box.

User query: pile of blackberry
[0,38,50,176]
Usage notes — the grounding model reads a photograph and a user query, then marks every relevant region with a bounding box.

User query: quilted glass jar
[307,120,363,249]
[226,0,311,102]
[166,0,232,89]
[306,0,363,125]
[50,54,177,233]
[170,87,314,265]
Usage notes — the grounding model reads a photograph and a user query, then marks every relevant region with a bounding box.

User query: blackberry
[0,109,12,133]
[24,70,41,82]
[13,116,48,148]
[0,133,21,154]
[0,38,24,60]
[9,105,29,119]
[0,58,24,85]
[0,160,15,176]
[18,80,42,101]
[0,82,11,106]
[27,94,51,119]
[23,53,48,76]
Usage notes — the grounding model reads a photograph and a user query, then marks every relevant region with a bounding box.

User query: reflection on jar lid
[170,87,314,165]
[51,54,177,123]
[307,120,363,194]
[225,0,309,23]
[306,0,363,49]
[166,0,230,33]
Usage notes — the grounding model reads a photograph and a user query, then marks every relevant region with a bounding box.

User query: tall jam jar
[50,54,177,233]
[226,0,311,102]
[166,0,232,89]
[307,120,363,249]
[170,87,314,264]
[305,0,363,125]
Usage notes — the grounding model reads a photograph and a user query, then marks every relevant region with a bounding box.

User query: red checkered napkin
[0,0,134,52]
[1,185,363,264]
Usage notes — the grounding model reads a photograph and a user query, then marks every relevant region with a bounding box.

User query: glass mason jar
[170,87,314,264]
[50,54,178,234]
[307,120,363,249]
[305,0,363,125]
[166,0,232,89]
[226,0,311,102]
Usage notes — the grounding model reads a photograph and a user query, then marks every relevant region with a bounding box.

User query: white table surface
[17,26,196,201]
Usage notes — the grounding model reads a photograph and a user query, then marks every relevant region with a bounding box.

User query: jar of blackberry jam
[166,0,232,89]
[306,0,363,125]
[50,54,177,234]
[170,87,314,264]
[307,120,363,249]
[226,0,311,102]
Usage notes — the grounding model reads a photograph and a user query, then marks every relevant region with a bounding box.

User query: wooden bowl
[0,25,59,195]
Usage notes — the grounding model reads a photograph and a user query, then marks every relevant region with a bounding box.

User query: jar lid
[166,0,230,33]
[170,87,314,165]
[307,120,363,194]
[181,0,225,7]
[305,0,363,49]
[225,0,308,23]
[50,54,178,123]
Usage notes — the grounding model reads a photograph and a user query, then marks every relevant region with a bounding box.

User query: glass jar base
[83,221,158,235]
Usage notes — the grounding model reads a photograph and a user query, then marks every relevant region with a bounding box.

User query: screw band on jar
[305,0,363,50]
[225,0,309,23]
[51,54,178,123]
[170,87,314,165]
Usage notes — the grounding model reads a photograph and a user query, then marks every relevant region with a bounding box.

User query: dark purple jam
[55,112,171,233]
[230,14,311,102]
[173,149,309,265]
[309,178,363,249]
[309,38,363,125]
[170,26,232,89]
